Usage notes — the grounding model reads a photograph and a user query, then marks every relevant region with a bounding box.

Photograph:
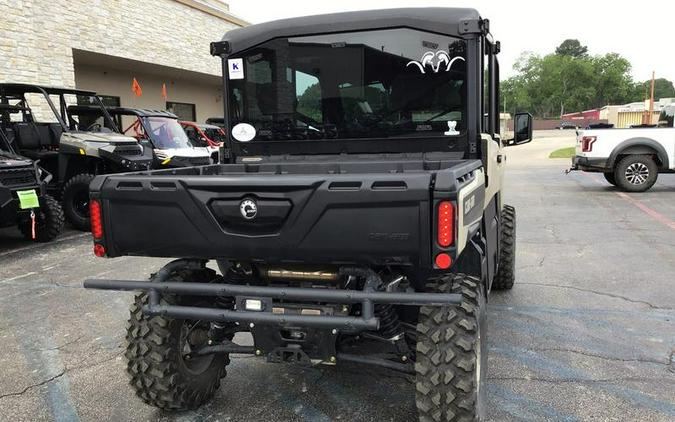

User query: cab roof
[107,107,178,119]
[218,7,482,55]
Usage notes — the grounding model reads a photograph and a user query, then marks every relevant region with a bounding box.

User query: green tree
[555,39,588,58]
[502,44,638,118]
[297,83,322,122]
[590,53,635,107]
[634,78,675,100]
[502,52,595,117]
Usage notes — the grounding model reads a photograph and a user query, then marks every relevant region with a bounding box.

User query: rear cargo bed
[91,157,482,266]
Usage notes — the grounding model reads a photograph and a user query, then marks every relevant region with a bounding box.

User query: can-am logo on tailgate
[239,198,258,220]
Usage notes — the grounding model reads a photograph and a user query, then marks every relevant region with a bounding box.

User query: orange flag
[132,78,142,97]
[161,83,168,100]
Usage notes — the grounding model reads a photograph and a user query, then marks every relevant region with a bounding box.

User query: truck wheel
[613,155,658,192]
[603,172,616,186]
[18,195,64,242]
[492,205,516,290]
[125,268,229,411]
[415,273,487,422]
[62,173,94,231]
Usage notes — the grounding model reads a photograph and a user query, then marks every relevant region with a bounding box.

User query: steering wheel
[86,122,102,132]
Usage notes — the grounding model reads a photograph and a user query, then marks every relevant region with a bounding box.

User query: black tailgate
[95,171,433,266]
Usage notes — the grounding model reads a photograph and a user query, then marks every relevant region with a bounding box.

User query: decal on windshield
[232,123,256,142]
[406,51,465,74]
[444,121,459,136]
[228,58,244,80]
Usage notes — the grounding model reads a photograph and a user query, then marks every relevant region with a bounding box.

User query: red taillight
[435,253,452,269]
[90,199,103,239]
[93,243,106,257]
[437,201,454,247]
[581,136,597,152]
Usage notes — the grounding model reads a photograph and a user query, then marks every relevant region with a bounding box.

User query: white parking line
[581,172,675,231]
[0,272,37,284]
[0,233,89,258]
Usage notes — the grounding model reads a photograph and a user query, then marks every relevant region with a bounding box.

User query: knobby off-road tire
[492,205,516,290]
[603,172,616,186]
[613,155,658,192]
[126,268,230,411]
[18,194,64,242]
[415,273,487,422]
[62,173,95,231]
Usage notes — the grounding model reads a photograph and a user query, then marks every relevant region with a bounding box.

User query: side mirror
[505,112,533,146]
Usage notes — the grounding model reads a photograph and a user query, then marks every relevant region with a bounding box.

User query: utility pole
[643,71,655,125]
[648,71,655,125]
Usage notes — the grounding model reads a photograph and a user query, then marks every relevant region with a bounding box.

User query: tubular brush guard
[83,261,462,332]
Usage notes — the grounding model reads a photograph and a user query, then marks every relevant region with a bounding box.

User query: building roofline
[174,0,249,27]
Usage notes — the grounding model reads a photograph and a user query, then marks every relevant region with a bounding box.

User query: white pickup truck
[571,105,675,191]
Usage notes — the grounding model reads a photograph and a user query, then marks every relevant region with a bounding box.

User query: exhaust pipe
[262,268,339,282]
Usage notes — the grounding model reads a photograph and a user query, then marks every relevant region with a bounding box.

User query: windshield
[142,117,193,149]
[228,28,467,143]
[65,94,119,132]
[658,105,674,128]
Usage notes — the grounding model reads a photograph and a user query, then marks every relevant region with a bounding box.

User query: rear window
[228,28,467,143]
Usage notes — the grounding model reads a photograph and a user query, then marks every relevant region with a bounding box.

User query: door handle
[497,154,504,163]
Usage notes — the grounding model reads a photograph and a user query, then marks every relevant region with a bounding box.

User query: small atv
[107,108,213,168]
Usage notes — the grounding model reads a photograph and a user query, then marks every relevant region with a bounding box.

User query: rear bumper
[83,267,462,332]
[572,156,609,172]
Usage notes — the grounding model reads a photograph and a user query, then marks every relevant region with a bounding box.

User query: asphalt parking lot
[1,131,674,421]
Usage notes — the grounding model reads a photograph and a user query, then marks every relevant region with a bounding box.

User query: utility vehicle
[105,108,213,168]
[557,121,578,130]
[84,8,532,421]
[0,84,151,231]
[571,104,675,191]
[205,117,226,128]
[0,105,63,242]
[179,120,225,162]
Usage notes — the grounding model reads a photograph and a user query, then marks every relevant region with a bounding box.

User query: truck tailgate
[94,169,441,266]
[91,158,482,266]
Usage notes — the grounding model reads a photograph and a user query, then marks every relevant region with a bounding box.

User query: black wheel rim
[179,320,214,374]
[72,189,90,219]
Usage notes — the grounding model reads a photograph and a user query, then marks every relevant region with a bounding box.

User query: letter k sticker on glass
[228,58,244,79]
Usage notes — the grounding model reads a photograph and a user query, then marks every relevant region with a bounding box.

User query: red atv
[179,121,225,162]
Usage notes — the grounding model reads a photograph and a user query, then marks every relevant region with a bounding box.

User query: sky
[227,0,675,84]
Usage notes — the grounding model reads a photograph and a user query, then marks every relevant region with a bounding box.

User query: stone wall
[0,0,244,87]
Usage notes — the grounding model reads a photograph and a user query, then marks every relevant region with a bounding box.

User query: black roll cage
[0,84,119,134]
